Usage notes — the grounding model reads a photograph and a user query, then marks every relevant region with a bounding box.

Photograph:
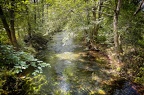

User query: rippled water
[36,31,139,95]
[36,31,110,95]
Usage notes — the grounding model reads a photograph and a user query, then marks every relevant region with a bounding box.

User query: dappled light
[0,0,144,95]
[56,52,80,60]
[35,31,115,94]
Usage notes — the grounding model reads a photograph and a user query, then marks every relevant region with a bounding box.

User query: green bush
[0,44,50,75]
[135,67,144,85]
[0,71,48,95]
[0,44,50,94]
[96,36,107,43]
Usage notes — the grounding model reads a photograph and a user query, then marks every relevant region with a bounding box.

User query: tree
[0,0,19,49]
[9,0,19,48]
[113,0,123,57]
[92,0,103,43]
[134,0,144,15]
[0,5,13,44]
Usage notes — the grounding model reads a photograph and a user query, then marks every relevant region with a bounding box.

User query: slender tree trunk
[98,0,103,19]
[0,5,13,44]
[92,0,103,43]
[41,0,44,23]
[113,0,123,57]
[0,4,19,49]
[9,0,19,48]
[37,1,41,27]
[84,0,90,41]
[134,0,144,15]
[92,6,97,42]
[25,4,32,38]
[34,0,37,25]
[85,8,90,38]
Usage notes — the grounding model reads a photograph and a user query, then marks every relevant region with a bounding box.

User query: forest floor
[84,42,144,94]
[84,42,122,76]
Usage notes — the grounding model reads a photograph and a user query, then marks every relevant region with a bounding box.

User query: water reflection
[37,31,107,95]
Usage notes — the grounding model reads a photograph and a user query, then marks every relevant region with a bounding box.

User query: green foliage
[121,48,144,85]
[138,39,144,47]
[0,44,50,75]
[0,31,9,44]
[96,36,107,43]
[0,70,48,94]
[46,0,55,5]
[0,0,144,93]
[135,67,144,85]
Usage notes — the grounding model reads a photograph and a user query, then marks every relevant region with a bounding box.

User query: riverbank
[84,41,144,94]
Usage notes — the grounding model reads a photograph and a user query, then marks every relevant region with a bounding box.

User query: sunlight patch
[56,52,80,60]
[97,89,106,94]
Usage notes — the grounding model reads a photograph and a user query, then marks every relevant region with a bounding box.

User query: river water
[36,31,139,95]
[36,31,110,95]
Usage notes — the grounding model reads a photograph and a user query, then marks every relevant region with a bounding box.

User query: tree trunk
[34,0,37,25]
[0,5,13,44]
[10,0,18,48]
[92,6,97,42]
[41,0,44,23]
[92,0,103,43]
[134,0,144,15]
[98,0,103,19]
[0,3,19,49]
[25,4,32,38]
[113,0,123,57]
[9,0,19,48]
[84,0,90,41]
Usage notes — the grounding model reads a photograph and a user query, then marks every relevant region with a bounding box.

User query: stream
[36,31,140,95]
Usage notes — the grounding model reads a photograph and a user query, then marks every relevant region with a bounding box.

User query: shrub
[0,44,50,75]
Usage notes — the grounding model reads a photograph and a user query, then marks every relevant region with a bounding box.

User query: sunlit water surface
[35,31,109,95]
[36,31,138,95]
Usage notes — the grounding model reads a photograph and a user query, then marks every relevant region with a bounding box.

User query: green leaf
[39,63,49,67]
[22,66,27,69]
[37,61,43,63]
[35,70,39,73]
[31,62,37,67]
[14,66,21,68]
[37,67,42,70]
